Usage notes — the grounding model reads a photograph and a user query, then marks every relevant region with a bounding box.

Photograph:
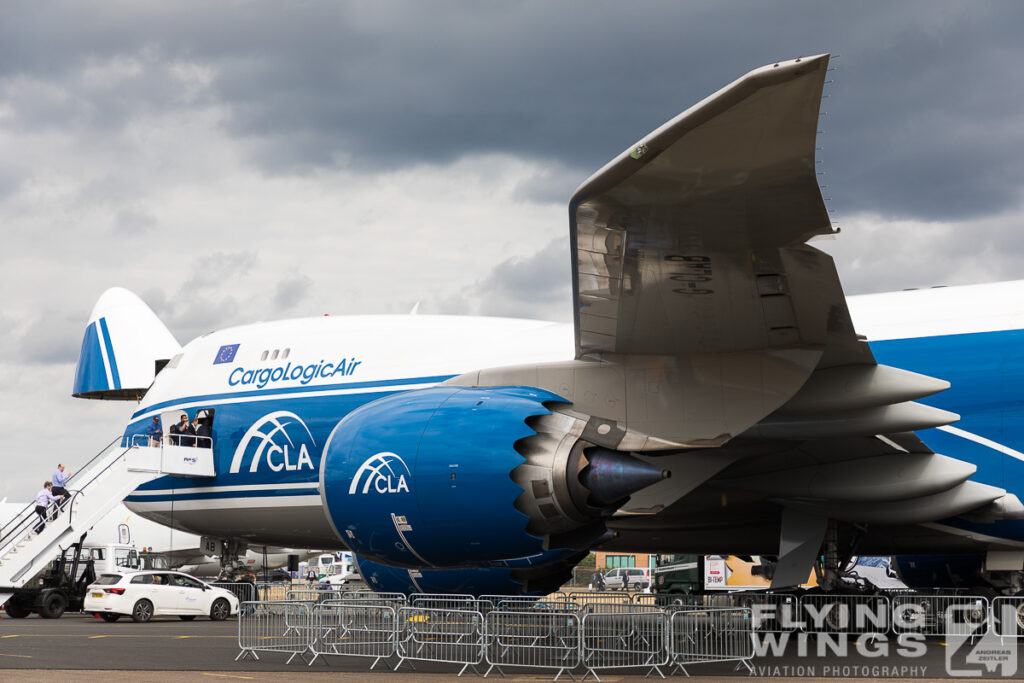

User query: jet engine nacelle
[320,386,667,569]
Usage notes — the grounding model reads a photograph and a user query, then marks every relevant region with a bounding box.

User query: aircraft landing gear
[815,521,867,593]
[214,539,251,582]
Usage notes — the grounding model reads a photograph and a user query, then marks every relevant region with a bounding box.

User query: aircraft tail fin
[72,287,181,401]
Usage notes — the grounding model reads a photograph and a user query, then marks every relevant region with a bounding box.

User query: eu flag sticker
[214,344,240,365]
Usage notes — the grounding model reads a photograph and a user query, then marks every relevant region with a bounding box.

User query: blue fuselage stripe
[125,488,319,502]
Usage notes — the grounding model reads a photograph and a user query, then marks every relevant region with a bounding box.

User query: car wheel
[4,601,31,618]
[40,592,67,619]
[101,613,121,622]
[132,599,154,623]
[179,615,196,621]
[210,598,230,621]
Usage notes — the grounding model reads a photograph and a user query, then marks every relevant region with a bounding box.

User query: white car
[84,570,239,622]
[602,567,652,591]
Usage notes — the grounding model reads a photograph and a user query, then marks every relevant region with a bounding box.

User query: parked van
[602,567,651,590]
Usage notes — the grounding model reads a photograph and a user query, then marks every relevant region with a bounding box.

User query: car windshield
[94,574,123,585]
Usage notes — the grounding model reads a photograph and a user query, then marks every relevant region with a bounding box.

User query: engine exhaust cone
[579,448,669,507]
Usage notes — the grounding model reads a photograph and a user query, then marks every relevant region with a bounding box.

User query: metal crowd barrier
[990,596,1024,638]
[563,591,635,607]
[479,594,543,612]
[333,590,408,612]
[892,594,991,637]
[235,589,1016,677]
[799,593,890,635]
[256,582,295,601]
[211,581,256,604]
[310,602,398,668]
[484,609,581,679]
[727,592,800,633]
[236,600,315,665]
[285,587,346,603]
[579,608,669,680]
[668,606,754,675]
[409,592,488,612]
[395,606,486,676]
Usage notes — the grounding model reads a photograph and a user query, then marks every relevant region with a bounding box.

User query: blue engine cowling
[320,385,669,570]
[355,551,586,596]
[320,386,562,568]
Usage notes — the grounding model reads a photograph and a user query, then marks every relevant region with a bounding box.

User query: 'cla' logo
[349,452,411,495]
[230,411,317,473]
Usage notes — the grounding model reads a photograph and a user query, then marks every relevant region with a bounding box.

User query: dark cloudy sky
[2,1,1023,499]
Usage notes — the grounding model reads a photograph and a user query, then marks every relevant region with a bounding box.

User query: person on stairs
[34,481,59,534]
[51,463,71,506]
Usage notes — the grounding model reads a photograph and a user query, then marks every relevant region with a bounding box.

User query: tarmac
[0,611,1019,680]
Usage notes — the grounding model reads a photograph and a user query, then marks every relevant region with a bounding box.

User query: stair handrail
[63,435,132,490]
[62,437,157,512]
[0,436,123,554]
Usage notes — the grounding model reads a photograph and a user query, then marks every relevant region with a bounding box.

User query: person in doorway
[169,414,191,446]
[190,415,204,446]
[195,415,213,448]
[51,463,71,503]
[34,482,59,533]
[146,416,162,446]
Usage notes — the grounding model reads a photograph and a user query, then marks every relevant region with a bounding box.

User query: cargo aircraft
[71,54,1024,595]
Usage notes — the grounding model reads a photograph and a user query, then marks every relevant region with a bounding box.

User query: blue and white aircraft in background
[71,54,1024,595]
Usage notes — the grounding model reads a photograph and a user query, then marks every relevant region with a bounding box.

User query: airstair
[0,436,215,607]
